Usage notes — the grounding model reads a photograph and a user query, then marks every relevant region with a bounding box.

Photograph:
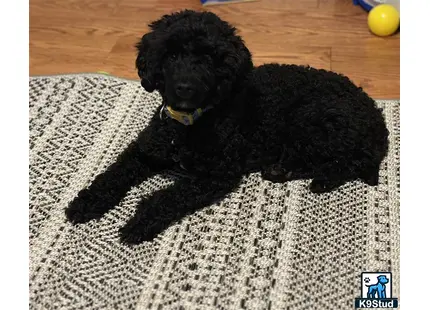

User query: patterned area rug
[29,74,400,310]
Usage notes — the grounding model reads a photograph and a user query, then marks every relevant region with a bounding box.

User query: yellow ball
[368,4,400,37]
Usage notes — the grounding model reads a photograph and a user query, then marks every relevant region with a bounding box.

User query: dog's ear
[136,12,195,92]
[216,37,253,101]
[135,31,161,93]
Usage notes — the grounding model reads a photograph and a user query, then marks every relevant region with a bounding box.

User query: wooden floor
[30,0,400,98]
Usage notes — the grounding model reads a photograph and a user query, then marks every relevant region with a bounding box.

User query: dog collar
[160,104,213,125]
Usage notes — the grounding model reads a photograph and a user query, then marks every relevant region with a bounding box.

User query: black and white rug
[29,74,400,310]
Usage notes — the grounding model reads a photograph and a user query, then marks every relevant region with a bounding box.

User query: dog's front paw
[309,179,341,193]
[262,165,294,183]
[65,190,107,224]
[119,217,164,245]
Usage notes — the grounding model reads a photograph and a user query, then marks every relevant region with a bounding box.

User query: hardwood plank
[331,38,400,98]
[103,35,140,77]
[30,0,400,98]
[30,46,110,75]
[251,46,331,70]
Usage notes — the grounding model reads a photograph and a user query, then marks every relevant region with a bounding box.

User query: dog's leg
[261,145,297,183]
[309,159,354,193]
[309,178,346,193]
[360,165,380,186]
[66,141,168,224]
[119,177,241,244]
[367,286,377,299]
[261,164,290,183]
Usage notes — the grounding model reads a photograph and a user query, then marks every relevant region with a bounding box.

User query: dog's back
[242,64,389,183]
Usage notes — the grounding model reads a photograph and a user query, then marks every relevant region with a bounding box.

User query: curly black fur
[66,10,389,244]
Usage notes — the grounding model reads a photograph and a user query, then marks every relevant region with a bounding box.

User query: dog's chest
[169,138,192,171]
[168,133,217,173]
[167,120,244,175]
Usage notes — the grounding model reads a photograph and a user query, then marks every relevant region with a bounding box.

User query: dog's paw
[65,190,106,224]
[261,165,293,183]
[309,179,340,193]
[119,217,163,245]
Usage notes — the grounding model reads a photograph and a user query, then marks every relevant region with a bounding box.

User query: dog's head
[377,275,389,284]
[136,10,253,112]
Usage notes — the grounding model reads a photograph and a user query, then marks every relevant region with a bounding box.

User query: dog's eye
[171,53,178,60]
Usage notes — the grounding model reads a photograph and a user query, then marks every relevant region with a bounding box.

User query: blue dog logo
[355,272,398,308]
[366,275,389,299]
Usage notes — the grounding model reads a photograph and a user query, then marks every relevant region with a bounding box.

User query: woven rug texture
[29,74,400,310]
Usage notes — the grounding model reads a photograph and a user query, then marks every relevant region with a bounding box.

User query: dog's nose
[175,82,195,99]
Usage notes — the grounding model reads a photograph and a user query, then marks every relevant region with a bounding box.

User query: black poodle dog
[66,10,389,244]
